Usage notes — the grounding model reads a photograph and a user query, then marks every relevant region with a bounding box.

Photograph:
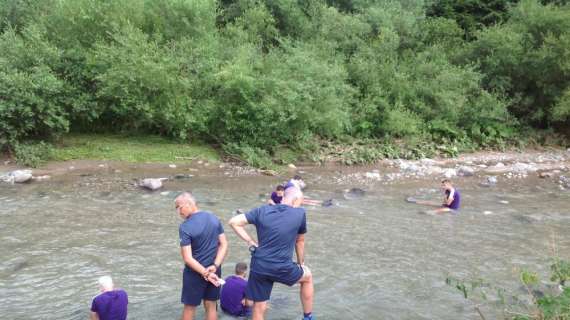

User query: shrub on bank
[0,0,569,166]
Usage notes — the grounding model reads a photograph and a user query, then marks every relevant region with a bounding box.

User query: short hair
[276,185,285,191]
[293,175,302,180]
[176,192,196,205]
[98,276,114,291]
[441,179,452,184]
[235,262,248,275]
[283,186,303,202]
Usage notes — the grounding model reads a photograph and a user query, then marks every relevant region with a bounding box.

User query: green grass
[53,134,220,163]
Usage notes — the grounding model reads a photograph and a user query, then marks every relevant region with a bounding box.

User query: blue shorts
[245,263,304,302]
[181,267,221,306]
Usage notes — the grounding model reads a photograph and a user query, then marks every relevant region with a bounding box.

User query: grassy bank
[51,134,220,163]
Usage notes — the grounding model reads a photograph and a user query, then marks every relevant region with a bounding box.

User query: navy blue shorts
[245,263,304,302]
[181,267,221,306]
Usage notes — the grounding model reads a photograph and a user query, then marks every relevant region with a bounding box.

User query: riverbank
[2,135,570,191]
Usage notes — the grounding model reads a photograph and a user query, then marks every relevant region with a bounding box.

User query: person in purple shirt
[90,276,128,320]
[406,179,461,214]
[221,262,253,317]
[268,185,285,205]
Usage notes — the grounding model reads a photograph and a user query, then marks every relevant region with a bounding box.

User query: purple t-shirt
[270,192,282,204]
[445,189,461,210]
[91,290,128,320]
[220,275,250,317]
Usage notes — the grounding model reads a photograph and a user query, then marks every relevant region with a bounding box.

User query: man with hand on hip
[176,192,228,320]
[229,187,314,320]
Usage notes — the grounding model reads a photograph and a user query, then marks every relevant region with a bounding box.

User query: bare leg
[182,305,196,320]
[302,199,322,206]
[298,266,314,315]
[203,300,217,320]
[414,200,443,207]
[252,301,268,320]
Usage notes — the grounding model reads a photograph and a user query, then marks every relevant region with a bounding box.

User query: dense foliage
[0,0,569,164]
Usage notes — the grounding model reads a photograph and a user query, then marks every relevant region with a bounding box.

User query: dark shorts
[181,267,221,306]
[245,263,304,302]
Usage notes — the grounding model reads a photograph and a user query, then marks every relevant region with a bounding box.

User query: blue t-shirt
[445,189,461,210]
[179,211,224,267]
[220,275,250,317]
[91,290,128,320]
[246,204,307,274]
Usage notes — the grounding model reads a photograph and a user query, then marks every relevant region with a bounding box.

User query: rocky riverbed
[2,148,570,191]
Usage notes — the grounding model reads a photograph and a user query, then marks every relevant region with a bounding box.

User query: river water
[1,165,569,319]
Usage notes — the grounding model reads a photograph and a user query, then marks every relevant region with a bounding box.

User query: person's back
[247,204,306,272]
[220,266,251,318]
[180,211,222,267]
[91,276,128,320]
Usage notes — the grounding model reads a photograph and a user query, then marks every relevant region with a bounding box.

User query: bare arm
[181,245,209,277]
[295,233,305,265]
[444,191,455,206]
[228,214,257,247]
[90,312,99,320]
[213,234,228,268]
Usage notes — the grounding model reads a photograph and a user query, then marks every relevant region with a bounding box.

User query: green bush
[0,26,67,149]
[0,0,569,166]
[13,141,54,167]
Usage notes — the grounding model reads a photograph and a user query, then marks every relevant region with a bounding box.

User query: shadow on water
[0,168,569,319]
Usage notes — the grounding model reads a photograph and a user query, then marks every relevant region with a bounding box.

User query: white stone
[10,170,33,183]
[168,164,177,168]
[512,162,537,173]
[443,168,457,178]
[425,166,443,175]
[420,158,437,166]
[140,178,167,191]
[365,172,381,180]
[487,176,498,184]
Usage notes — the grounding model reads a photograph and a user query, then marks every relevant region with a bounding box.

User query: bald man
[229,187,314,320]
[176,192,228,320]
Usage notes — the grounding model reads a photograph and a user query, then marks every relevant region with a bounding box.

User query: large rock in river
[7,170,33,183]
[140,178,168,191]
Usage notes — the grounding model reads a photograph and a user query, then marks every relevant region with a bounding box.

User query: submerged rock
[458,166,475,177]
[479,176,498,187]
[343,188,366,199]
[321,199,338,207]
[538,171,553,179]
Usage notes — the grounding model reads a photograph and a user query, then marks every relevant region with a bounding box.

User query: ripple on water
[0,175,569,319]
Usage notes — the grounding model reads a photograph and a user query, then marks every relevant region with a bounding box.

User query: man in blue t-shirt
[176,192,228,320]
[229,187,315,320]
[220,262,252,317]
[90,276,127,320]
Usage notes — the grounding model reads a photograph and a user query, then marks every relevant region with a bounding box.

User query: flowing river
[1,164,569,319]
